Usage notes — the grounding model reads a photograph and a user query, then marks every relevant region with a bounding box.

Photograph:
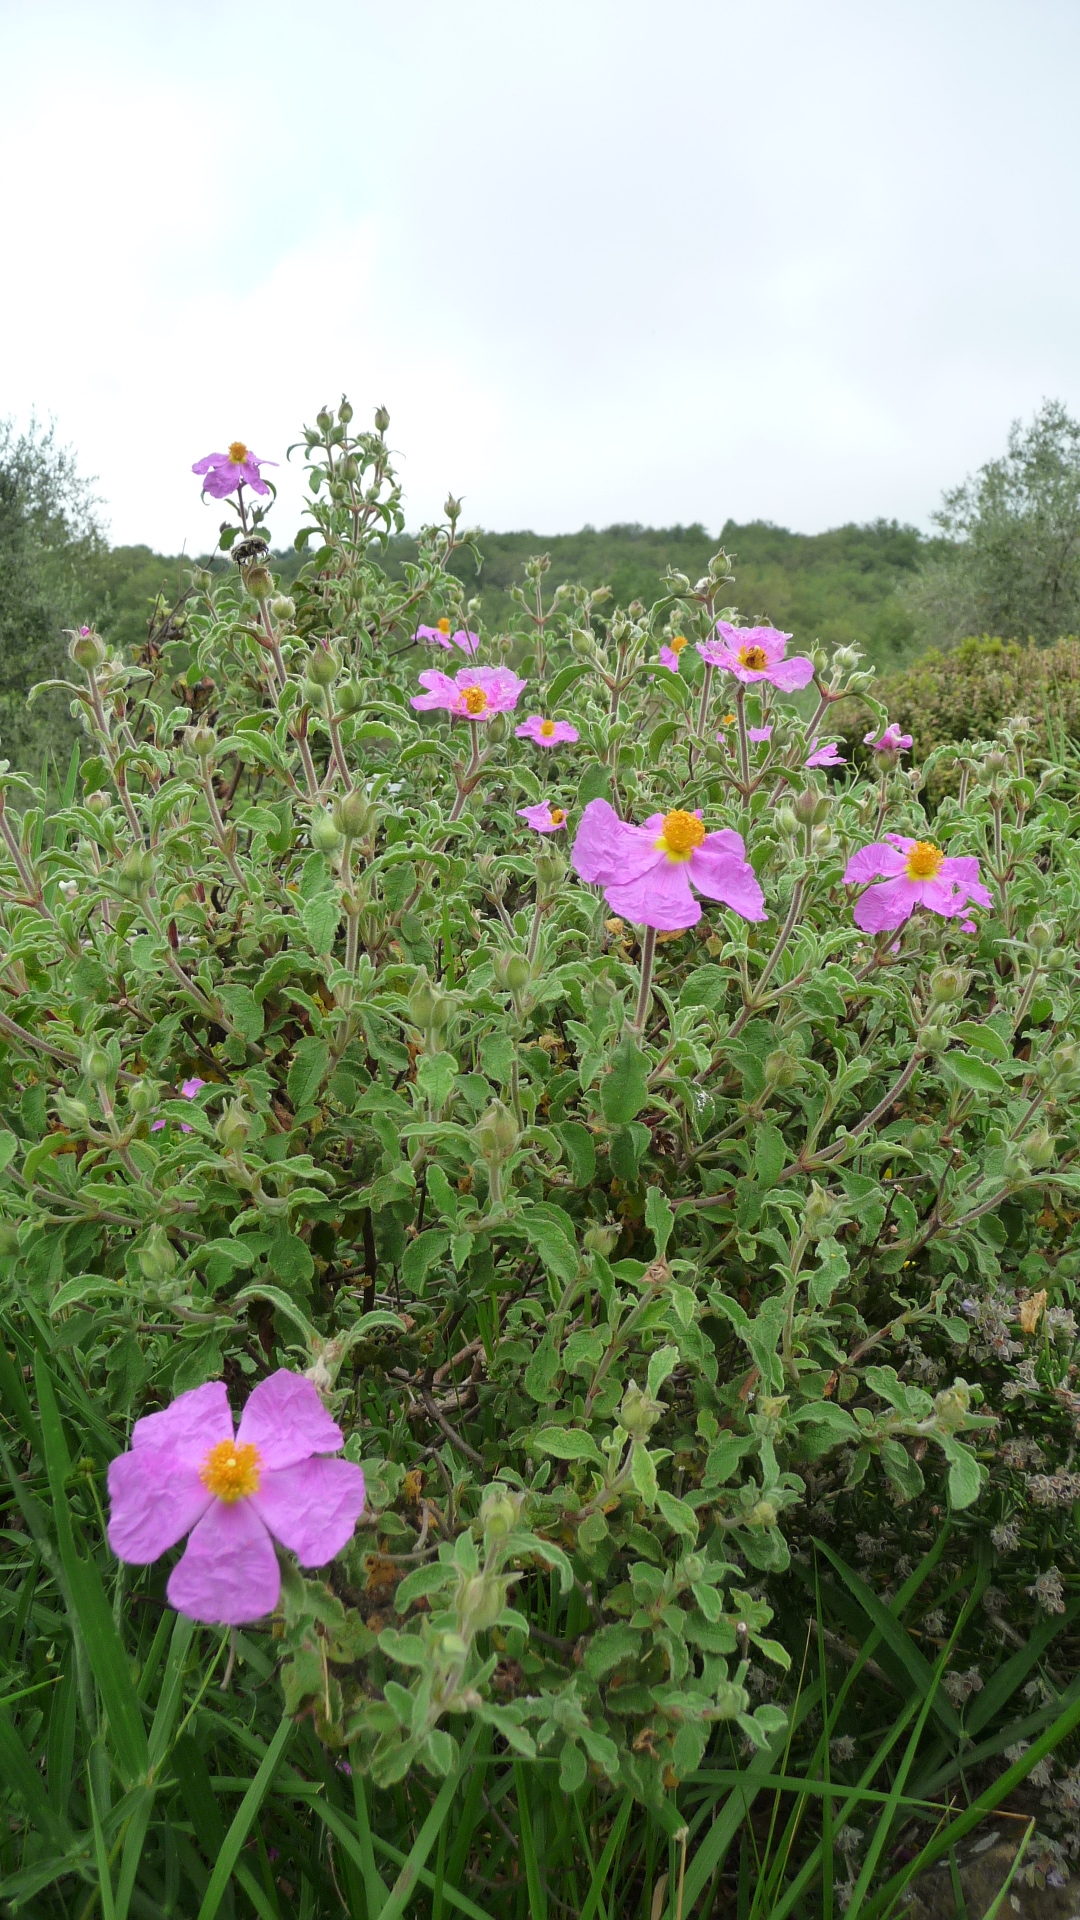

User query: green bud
[906,1123,936,1151]
[479,1486,521,1539]
[135,1225,178,1284]
[919,1021,951,1054]
[54,1093,90,1131]
[336,679,365,715]
[803,1182,837,1239]
[773,804,799,837]
[929,965,969,1006]
[241,564,274,599]
[81,1045,111,1084]
[746,1499,779,1529]
[1001,1141,1031,1182]
[764,1048,801,1088]
[584,1221,620,1255]
[474,1099,519,1165]
[1027,920,1054,950]
[215,1100,250,1153]
[1046,946,1071,971]
[793,787,830,826]
[830,644,862,674]
[1022,1126,1057,1170]
[127,1079,156,1117]
[85,790,111,816]
[332,790,377,840]
[457,1571,506,1634]
[534,849,565,892]
[310,811,344,854]
[984,749,1009,772]
[316,407,334,432]
[68,628,108,669]
[338,397,354,425]
[681,1553,705,1583]
[184,725,217,758]
[619,1381,663,1439]
[932,1380,971,1432]
[116,849,155,897]
[492,951,532,995]
[270,594,296,622]
[307,646,340,688]
[408,968,453,1036]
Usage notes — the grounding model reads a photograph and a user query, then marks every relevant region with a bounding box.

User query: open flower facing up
[844,836,991,934]
[697,622,814,691]
[414,619,480,656]
[107,1371,366,1625]
[411,665,526,721]
[515,715,579,747]
[658,635,690,672]
[571,798,766,931]
[192,443,276,499]
[806,741,845,768]
[518,801,567,833]
[864,723,914,756]
[150,1076,207,1134]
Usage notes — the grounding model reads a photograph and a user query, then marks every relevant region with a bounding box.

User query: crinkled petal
[199,468,239,499]
[240,460,271,495]
[107,1448,213,1563]
[767,654,816,691]
[602,862,700,930]
[940,855,987,894]
[843,841,909,885]
[852,876,919,933]
[251,1458,366,1566]
[689,840,768,921]
[167,1500,281,1626]
[130,1380,232,1465]
[192,453,226,474]
[571,799,658,885]
[236,1370,343,1470]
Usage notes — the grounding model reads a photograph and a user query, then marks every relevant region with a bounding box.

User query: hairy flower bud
[474,1099,519,1165]
[765,1049,801,1088]
[336,679,365,715]
[316,407,334,432]
[803,1182,838,1239]
[270,594,296,622]
[929,966,969,1006]
[85,790,111,816]
[457,1572,506,1634]
[792,788,830,826]
[307,646,340,688]
[81,1044,111,1084]
[444,493,462,522]
[215,1100,250,1153]
[184,725,217,759]
[746,1499,779,1529]
[619,1381,663,1439]
[407,968,453,1037]
[310,811,344,855]
[135,1225,179,1285]
[932,1381,972,1431]
[479,1486,522,1539]
[1001,1141,1031,1182]
[1022,1126,1057,1170]
[584,1221,620,1255]
[1027,920,1054,950]
[54,1093,90,1131]
[332,790,377,840]
[68,628,108,670]
[492,951,532,995]
[116,849,155,897]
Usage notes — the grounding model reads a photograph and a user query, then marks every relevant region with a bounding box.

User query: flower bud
[135,1225,179,1284]
[444,493,462,521]
[619,1381,663,1439]
[929,966,969,1006]
[1001,1141,1031,1182]
[440,1632,469,1660]
[584,1221,620,1255]
[746,1499,779,1528]
[474,1099,519,1165]
[54,1093,90,1131]
[479,1486,521,1539]
[81,1045,111,1084]
[332,790,377,840]
[215,1100,250,1152]
[0,1221,20,1259]
[830,645,862,674]
[792,788,830,826]
[984,749,1009,773]
[1046,946,1071,971]
[270,594,296,622]
[457,1571,506,1633]
[370,403,387,432]
[316,407,334,432]
[906,1123,936,1151]
[336,679,365,715]
[408,968,453,1036]
[85,789,111,816]
[773,804,798,837]
[116,849,155,897]
[307,646,340,688]
[68,628,108,670]
[1022,1126,1057,1169]
[492,951,532,995]
[127,1078,156,1117]
[242,564,274,599]
[310,811,344,854]
[764,1049,801,1088]
[803,1182,837,1239]
[932,1380,971,1431]
[336,397,354,425]
[1027,921,1054,950]
[184,725,217,759]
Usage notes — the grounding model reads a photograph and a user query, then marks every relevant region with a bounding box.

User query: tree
[0,417,104,774]
[906,400,1080,648]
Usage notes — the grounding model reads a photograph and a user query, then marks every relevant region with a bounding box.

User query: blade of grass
[811,1539,964,1740]
[577,1791,634,1920]
[193,1714,293,1920]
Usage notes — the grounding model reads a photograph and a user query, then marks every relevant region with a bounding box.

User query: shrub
[865,632,1080,767]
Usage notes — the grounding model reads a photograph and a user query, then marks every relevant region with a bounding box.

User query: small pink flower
[192,443,276,500]
[414,621,480,656]
[865,723,913,755]
[78,624,91,637]
[107,1371,366,1625]
[571,798,766,931]
[748,725,773,743]
[697,622,814,691]
[805,742,845,768]
[843,836,991,934]
[150,1076,208,1135]
[411,665,526,721]
[515,715,579,747]
[658,636,690,672]
[517,802,567,833]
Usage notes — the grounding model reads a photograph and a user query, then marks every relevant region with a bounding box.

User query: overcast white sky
[3,0,1079,554]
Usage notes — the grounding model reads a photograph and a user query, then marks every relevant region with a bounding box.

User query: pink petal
[199,469,238,499]
[192,453,226,474]
[689,837,768,921]
[180,1077,207,1099]
[236,1370,344,1469]
[852,876,919,932]
[571,799,657,885]
[107,1448,212,1563]
[747,726,773,742]
[251,1457,366,1565]
[167,1499,281,1625]
[843,841,908,885]
[767,655,815,691]
[602,860,700,930]
[130,1380,233,1465]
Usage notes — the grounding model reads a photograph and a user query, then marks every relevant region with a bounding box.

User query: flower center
[670,634,688,653]
[539,719,556,737]
[737,644,769,671]
[200,1438,262,1503]
[549,807,566,826]
[437,617,451,634]
[463,687,489,716]
[657,809,706,860]
[227,441,249,465]
[905,841,945,881]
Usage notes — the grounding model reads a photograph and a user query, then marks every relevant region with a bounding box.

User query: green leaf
[940,1435,986,1510]
[951,1020,1011,1061]
[519,1207,578,1283]
[577,762,612,807]
[302,891,341,953]
[629,1440,658,1507]
[942,1052,1005,1095]
[655,1489,699,1538]
[555,1120,596,1186]
[401,1230,450,1288]
[269,1230,315,1287]
[532,1427,605,1466]
[753,1124,785,1189]
[645,1184,674,1256]
[600,1034,650,1125]
[417,1051,457,1109]
[0,1129,18,1174]
[217,983,264,1042]
[287,1036,330,1111]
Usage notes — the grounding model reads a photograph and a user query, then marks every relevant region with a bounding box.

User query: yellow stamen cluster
[227,441,249,465]
[549,807,566,826]
[437,617,452,635]
[539,719,556,737]
[670,634,688,653]
[657,809,706,860]
[463,687,489,716]
[905,841,945,880]
[737,644,769,671]
[200,1439,262,1503]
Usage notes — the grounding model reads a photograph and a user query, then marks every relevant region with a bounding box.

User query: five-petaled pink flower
[515,715,579,747]
[843,836,991,934]
[192,443,276,499]
[150,1076,207,1135]
[414,620,480,656]
[697,622,814,691]
[864,723,913,756]
[658,636,690,673]
[107,1371,366,1625]
[411,665,526,720]
[806,742,845,768]
[571,798,766,931]
[517,801,567,833]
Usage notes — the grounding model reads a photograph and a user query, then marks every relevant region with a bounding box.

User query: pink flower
[517,801,567,833]
[192,443,276,500]
[747,725,773,743]
[843,836,991,934]
[411,665,526,721]
[515,715,579,747]
[658,636,690,672]
[78,624,91,637]
[697,622,814,691]
[150,1076,208,1135]
[864,723,913,755]
[805,742,845,768]
[107,1371,366,1625]
[414,621,480,656]
[571,797,766,931]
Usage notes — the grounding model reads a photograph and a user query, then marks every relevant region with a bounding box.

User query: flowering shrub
[3,400,1080,1819]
